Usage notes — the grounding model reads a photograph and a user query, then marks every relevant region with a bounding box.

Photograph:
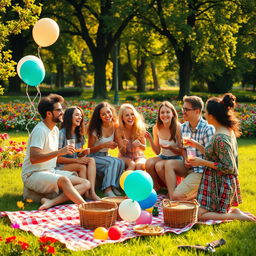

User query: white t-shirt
[22,121,59,181]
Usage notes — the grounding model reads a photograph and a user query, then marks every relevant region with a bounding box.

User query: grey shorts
[24,169,76,194]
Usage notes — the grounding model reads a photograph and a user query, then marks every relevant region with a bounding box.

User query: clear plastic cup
[187,148,196,160]
[182,133,191,148]
[67,138,76,148]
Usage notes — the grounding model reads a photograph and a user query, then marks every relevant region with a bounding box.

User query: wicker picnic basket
[78,201,118,229]
[102,196,128,220]
[162,199,199,228]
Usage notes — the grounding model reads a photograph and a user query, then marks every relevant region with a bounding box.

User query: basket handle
[192,199,200,207]
[162,199,171,207]
[162,199,178,208]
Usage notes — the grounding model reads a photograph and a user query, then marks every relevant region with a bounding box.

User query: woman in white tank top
[145,101,184,191]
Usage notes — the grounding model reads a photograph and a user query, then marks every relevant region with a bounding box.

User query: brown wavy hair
[60,106,85,143]
[206,93,241,137]
[156,101,179,142]
[87,102,117,139]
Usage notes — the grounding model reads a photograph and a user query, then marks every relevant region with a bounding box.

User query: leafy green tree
[139,0,249,98]
[0,0,41,91]
[46,0,139,99]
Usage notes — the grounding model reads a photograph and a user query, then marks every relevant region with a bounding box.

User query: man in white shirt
[22,94,90,210]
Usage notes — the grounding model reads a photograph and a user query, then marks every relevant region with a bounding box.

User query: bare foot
[230,208,256,222]
[89,192,101,201]
[39,198,54,210]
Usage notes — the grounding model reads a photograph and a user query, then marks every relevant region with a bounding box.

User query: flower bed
[0,133,26,168]
[0,100,255,137]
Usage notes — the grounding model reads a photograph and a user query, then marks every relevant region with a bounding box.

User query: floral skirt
[197,168,242,213]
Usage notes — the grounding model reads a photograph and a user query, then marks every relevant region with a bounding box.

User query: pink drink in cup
[187,148,196,160]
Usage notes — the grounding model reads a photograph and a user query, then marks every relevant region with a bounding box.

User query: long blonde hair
[118,103,146,139]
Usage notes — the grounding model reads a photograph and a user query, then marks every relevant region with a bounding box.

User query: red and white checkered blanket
[0,195,224,251]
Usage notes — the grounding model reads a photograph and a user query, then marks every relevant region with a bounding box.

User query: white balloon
[17,55,44,78]
[32,18,60,47]
[118,199,141,222]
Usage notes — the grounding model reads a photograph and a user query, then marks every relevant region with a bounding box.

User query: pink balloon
[135,210,152,225]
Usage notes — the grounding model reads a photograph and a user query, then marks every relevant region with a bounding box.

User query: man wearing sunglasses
[22,94,90,210]
[165,95,215,201]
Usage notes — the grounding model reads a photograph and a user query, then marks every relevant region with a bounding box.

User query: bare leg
[86,158,101,200]
[135,158,146,170]
[119,156,135,170]
[164,160,187,200]
[198,207,256,222]
[63,163,89,198]
[145,157,162,191]
[155,160,166,184]
[63,163,87,179]
[39,176,90,210]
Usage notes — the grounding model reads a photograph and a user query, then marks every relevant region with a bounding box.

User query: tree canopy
[0,0,41,82]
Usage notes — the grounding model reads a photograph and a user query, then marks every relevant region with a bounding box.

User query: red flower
[5,236,16,243]
[18,241,30,250]
[47,245,56,254]
[39,236,58,244]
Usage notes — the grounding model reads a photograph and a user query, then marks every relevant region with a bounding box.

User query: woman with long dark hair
[189,93,256,221]
[145,101,183,192]
[87,102,125,197]
[57,106,100,201]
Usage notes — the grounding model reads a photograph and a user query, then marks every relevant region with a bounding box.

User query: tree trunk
[151,61,160,90]
[55,62,64,88]
[136,57,147,92]
[7,34,27,94]
[72,65,83,88]
[93,54,108,98]
[177,43,192,99]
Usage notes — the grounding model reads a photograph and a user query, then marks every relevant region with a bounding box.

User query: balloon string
[37,46,42,60]
[25,85,41,135]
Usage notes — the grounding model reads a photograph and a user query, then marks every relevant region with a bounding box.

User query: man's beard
[52,116,63,123]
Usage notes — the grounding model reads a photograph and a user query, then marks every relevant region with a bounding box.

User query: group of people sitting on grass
[21,93,256,222]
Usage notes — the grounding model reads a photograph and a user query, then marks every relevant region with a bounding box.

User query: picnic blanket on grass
[0,195,224,251]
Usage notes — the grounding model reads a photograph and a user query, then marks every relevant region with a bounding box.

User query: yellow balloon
[145,207,153,213]
[94,227,108,240]
[32,18,60,47]
[119,171,133,190]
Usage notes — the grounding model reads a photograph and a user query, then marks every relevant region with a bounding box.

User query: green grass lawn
[0,135,256,255]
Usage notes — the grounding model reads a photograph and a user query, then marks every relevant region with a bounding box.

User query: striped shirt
[181,117,215,173]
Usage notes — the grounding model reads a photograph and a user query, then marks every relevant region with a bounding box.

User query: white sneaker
[113,187,122,196]
[104,190,116,197]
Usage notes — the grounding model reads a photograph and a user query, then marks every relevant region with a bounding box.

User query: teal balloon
[138,189,157,209]
[20,59,45,86]
[124,170,153,201]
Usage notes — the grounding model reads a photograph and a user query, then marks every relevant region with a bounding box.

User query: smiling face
[159,105,173,124]
[72,108,83,127]
[51,102,64,123]
[100,106,113,124]
[122,108,135,127]
[182,102,198,122]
